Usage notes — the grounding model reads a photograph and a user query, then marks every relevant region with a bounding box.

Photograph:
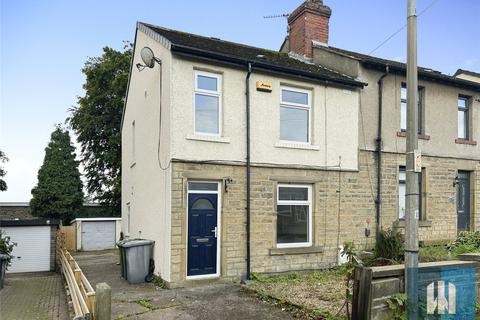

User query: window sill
[455,138,477,146]
[396,131,430,140]
[269,246,323,256]
[393,220,432,228]
[130,162,136,168]
[275,142,320,151]
[186,134,230,144]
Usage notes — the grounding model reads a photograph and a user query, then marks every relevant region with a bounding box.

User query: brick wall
[379,152,480,242]
[50,225,57,271]
[287,0,331,57]
[168,151,479,284]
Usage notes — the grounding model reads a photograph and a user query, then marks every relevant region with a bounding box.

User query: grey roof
[314,45,480,92]
[138,22,365,88]
[0,219,60,227]
[454,69,480,79]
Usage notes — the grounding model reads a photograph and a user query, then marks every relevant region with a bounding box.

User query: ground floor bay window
[276,184,312,248]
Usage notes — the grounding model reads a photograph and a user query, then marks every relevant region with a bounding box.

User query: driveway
[74,250,293,320]
[0,272,69,320]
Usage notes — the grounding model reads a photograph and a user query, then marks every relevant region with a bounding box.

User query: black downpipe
[245,63,252,280]
[375,66,389,235]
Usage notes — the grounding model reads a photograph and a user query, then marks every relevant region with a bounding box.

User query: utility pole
[405,0,419,318]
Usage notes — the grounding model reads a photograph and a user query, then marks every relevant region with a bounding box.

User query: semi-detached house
[121,0,480,286]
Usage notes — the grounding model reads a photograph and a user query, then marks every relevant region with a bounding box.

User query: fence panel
[58,225,76,251]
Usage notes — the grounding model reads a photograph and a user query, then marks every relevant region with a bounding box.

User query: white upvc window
[280,86,311,144]
[194,71,222,136]
[276,184,312,248]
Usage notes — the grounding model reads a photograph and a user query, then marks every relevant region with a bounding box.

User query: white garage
[71,218,121,251]
[0,219,59,273]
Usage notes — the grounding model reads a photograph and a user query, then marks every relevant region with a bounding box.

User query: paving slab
[112,301,149,319]
[74,250,293,320]
[0,272,69,320]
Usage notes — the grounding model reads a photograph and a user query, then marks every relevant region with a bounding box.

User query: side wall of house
[121,29,173,281]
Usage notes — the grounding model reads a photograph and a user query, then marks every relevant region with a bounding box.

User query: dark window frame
[458,95,470,140]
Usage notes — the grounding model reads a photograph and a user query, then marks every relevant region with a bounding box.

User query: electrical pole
[405,0,419,318]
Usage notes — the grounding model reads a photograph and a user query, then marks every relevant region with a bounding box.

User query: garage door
[2,226,51,273]
[81,221,116,251]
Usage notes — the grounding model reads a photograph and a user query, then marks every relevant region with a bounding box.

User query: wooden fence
[58,225,76,251]
[59,248,96,319]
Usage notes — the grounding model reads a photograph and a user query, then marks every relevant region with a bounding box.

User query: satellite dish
[140,47,156,68]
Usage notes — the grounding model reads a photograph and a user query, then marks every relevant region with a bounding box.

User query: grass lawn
[249,267,349,320]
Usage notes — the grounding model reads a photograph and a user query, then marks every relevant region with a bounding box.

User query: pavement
[74,250,294,320]
[0,272,69,320]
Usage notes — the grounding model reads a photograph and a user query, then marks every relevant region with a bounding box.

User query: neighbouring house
[286,4,480,242]
[71,218,121,251]
[0,202,36,220]
[0,202,116,221]
[122,0,479,286]
[0,219,60,273]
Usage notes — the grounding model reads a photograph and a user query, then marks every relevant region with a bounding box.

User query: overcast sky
[1,0,479,202]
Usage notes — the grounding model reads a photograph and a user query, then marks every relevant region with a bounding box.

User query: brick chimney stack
[287,0,332,58]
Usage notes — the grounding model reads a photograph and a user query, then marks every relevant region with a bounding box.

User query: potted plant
[0,230,16,289]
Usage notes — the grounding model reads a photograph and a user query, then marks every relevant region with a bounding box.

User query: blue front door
[187,193,218,277]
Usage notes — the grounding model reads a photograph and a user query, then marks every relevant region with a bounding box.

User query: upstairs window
[400,84,424,134]
[280,87,311,143]
[276,184,312,248]
[194,71,221,135]
[458,96,470,139]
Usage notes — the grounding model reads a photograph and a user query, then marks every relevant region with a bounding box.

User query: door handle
[211,227,218,238]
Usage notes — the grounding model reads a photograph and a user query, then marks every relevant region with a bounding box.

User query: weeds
[151,274,168,289]
[135,298,153,310]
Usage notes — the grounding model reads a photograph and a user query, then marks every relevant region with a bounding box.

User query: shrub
[451,243,479,256]
[0,230,17,269]
[374,228,404,263]
[448,231,480,254]
[418,246,451,262]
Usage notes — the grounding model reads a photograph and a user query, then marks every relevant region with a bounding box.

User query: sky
[1,0,479,202]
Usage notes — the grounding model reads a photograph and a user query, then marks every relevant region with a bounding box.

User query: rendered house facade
[122,0,480,285]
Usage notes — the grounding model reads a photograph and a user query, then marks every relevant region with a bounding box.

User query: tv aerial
[263,13,290,33]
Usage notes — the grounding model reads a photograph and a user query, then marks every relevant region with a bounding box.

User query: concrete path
[74,250,293,320]
[0,272,69,320]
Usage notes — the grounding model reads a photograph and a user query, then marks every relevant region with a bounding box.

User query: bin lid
[117,239,154,248]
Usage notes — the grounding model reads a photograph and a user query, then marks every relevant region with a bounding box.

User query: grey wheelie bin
[117,239,154,284]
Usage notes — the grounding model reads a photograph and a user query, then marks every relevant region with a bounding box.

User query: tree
[30,126,84,223]
[0,150,8,191]
[68,44,132,215]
